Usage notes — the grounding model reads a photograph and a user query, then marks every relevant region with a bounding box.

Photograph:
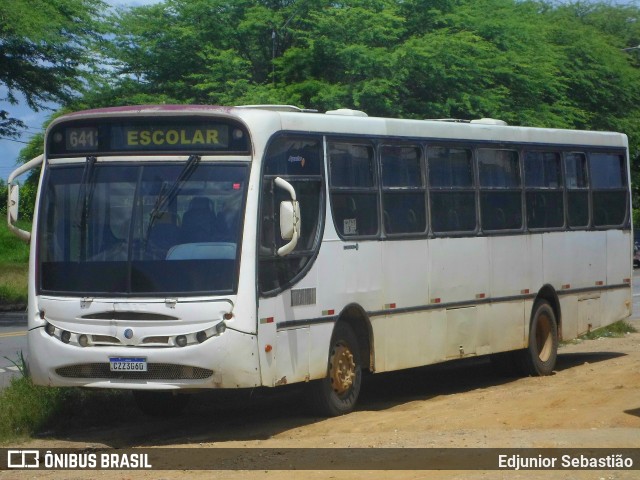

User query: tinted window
[263,136,322,176]
[381,145,427,235]
[381,146,423,187]
[478,149,520,188]
[428,147,473,187]
[478,149,522,231]
[330,144,375,188]
[525,151,562,188]
[524,151,564,229]
[430,192,476,233]
[589,153,625,189]
[480,192,522,230]
[564,153,589,228]
[589,153,627,227]
[329,142,379,237]
[564,153,588,189]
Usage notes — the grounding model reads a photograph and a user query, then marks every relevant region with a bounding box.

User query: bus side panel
[382,240,429,316]
[477,301,526,355]
[374,310,446,372]
[429,237,490,304]
[605,229,633,325]
[377,239,434,371]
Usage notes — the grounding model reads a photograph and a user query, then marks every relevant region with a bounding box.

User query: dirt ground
[2,318,640,480]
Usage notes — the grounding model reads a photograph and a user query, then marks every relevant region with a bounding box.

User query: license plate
[109,357,147,372]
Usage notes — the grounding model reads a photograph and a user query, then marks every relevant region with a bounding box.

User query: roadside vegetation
[0,216,29,307]
[578,320,638,341]
[0,353,132,443]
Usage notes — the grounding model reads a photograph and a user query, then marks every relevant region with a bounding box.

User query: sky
[0,0,638,181]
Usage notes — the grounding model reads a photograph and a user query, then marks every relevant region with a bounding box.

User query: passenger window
[524,151,564,229]
[329,142,378,237]
[381,145,426,235]
[259,135,324,295]
[477,149,522,231]
[589,153,627,227]
[564,153,589,228]
[427,147,476,233]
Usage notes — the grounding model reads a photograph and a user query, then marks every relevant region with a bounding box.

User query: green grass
[578,319,638,340]
[0,219,30,306]
[0,352,134,443]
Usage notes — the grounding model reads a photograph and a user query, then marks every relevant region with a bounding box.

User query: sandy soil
[2,319,640,480]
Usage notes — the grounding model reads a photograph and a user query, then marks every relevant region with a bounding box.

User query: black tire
[517,299,558,376]
[132,390,191,417]
[307,323,362,417]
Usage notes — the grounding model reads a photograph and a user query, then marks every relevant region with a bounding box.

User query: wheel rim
[329,341,356,395]
[536,311,553,362]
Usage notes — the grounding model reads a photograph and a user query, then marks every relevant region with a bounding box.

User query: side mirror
[274,177,301,257]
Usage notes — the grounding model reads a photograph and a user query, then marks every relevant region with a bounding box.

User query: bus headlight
[45,323,56,336]
[175,335,187,347]
[60,331,71,344]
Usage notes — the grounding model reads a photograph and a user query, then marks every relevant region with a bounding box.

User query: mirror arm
[7,154,44,242]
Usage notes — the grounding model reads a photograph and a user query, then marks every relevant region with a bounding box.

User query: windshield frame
[36,158,250,298]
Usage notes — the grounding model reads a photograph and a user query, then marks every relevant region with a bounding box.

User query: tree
[0,0,107,138]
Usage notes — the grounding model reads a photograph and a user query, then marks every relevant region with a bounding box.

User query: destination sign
[48,119,249,155]
[114,125,229,150]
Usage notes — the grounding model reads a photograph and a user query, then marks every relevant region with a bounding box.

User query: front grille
[56,363,213,380]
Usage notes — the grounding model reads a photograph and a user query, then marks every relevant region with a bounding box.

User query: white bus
[7,105,632,416]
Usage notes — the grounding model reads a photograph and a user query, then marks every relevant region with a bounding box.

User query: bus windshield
[38,161,247,295]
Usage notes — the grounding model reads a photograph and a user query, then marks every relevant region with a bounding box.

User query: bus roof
[54,104,628,149]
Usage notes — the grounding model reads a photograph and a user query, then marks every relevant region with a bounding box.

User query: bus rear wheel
[518,299,558,376]
[307,323,362,417]
[132,390,191,417]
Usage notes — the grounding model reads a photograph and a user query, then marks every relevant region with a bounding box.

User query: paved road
[0,310,28,387]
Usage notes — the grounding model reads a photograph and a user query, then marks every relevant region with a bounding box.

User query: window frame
[588,151,629,229]
[562,151,591,230]
[327,138,380,240]
[379,143,428,238]
[523,150,566,231]
[426,144,479,236]
[476,148,524,234]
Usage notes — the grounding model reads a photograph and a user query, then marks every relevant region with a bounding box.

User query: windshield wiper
[144,154,201,248]
[75,156,97,261]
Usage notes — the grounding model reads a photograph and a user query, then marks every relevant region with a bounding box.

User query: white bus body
[7,105,632,415]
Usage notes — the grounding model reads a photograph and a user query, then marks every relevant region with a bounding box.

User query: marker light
[60,331,71,344]
[175,335,187,347]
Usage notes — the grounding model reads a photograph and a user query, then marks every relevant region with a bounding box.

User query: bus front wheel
[518,299,558,376]
[307,323,362,417]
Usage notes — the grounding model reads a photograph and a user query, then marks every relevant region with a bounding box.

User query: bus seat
[181,196,216,242]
